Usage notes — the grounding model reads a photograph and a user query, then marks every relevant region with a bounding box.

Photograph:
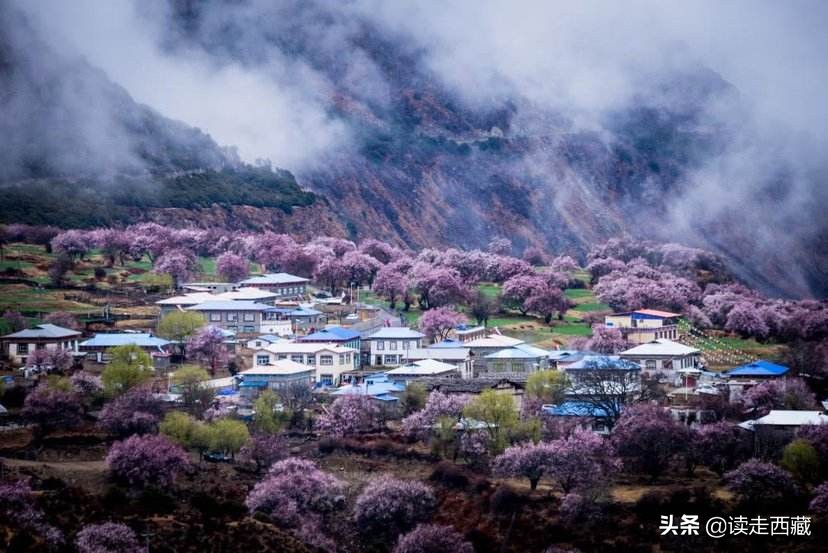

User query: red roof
[634,309,681,318]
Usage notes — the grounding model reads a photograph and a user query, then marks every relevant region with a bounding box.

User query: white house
[1,324,81,364]
[619,339,701,375]
[237,359,315,400]
[238,273,309,297]
[364,327,425,367]
[245,335,287,350]
[249,342,358,386]
[402,346,474,378]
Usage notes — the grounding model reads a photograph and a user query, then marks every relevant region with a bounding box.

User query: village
[0,226,826,552]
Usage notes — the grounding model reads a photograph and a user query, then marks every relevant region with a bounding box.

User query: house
[157,288,279,314]
[548,350,598,370]
[186,301,272,334]
[275,307,326,334]
[604,309,681,344]
[182,282,238,293]
[619,339,701,375]
[402,346,474,378]
[481,343,551,377]
[299,327,361,366]
[725,360,791,401]
[245,335,287,350]
[1,324,81,365]
[418,377,527,410]
[449,324,487,343]
[385,359,459,384]
[740,410,828,457]
[237,359,315,400]
[79,332,171,368]
[249,342,358,386]
[156,292,216,314]
[331,372,405,403]
[562,355,642,378]
[238,273,309,297]
[364,327,425,367]
[541,401,613,435]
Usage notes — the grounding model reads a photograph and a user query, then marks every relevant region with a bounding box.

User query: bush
[724,459,798,508]
[106,434,191,490]
[354,475,436,541]
[393,524,474,553]
[75,522,142,553]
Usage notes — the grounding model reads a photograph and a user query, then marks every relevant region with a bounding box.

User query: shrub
[354,475,436,540]
[106,434,191,490]
[98,387,163,437]
[393,524,474,553]
[780,439,821,485]
[724,459,798,507]
[75,522,142,553]
[22,385,83,434]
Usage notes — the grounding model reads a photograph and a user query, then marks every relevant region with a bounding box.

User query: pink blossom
[419,307,467,341]
[75,522,142,553]
[393,524,473,553]
[216,251,249,282]
[354,475,436,539]
[106,434,191,489]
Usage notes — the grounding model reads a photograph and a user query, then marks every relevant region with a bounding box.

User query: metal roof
[186,300,271,311]
[485,343,550,359]
[620,339,700,357]
[366,327,425,339]
[726,360,790,377]
[542,401,611,418]
[564,355,642,371]
[299,327,360,342]
[3,323,80,340]
[239,359,315,376]
[464,335,525,348]
[403,347,470,361]
[80,333,170,348]
[753,410,828,426]
[385,359,458,376]
[239,273,309,285]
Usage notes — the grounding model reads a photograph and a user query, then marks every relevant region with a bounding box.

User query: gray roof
[3,323,80,340]
[186,300,271,311]
[366,327,425,339]
[239,273,309,285]
[485,343,550,359]
[80,333,170,348]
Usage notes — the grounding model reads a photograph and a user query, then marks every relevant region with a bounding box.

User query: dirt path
[1,456,108,491]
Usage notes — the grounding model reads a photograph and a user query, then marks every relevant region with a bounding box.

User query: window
[339,354,346,364]
[646,360,657,370]
[210,313,221,322]
[403,341,410,349]
[319,374,333,386]
[376,340,384,351]
[243,326,255,333]
[320,355,333,366]
[390,341,397,350]
[663,359,673,370]
[16,343,27,355]
[35,343,46,350]
[291,354,304,364]
[227,312,239,322]
[277,354,287,360]
[254,341,262,348]
[384,355,397,364]
[256,355,270,366]
[243,312,256,322]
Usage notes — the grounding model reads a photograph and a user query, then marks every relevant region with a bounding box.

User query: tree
[253,389,286,434]
[246,457,344,525]
[373,268,409,309]
[354,475,436,540]
[157,311,205,355]
[153,248,198,287]
[742,379,816,416]
[469,290,495,327]
[574,325,629,354]
[360,238,400,264]
[215,252,248,282]
[725,302,770,339]
[724,459,798,507]
[547,430,619,494]
[160,411,200,447]
[75,522,142,553]
[186,326,230,375]
[525,370,569,405]
[22,385,83,435]
[809,482,828,515]
[463,389,518,454]
[524,287,569,323]
[563,359,645,427]
[487,237,512,256]
[71,371,103,400]
[780,439,821,485]
[393,524,474,553]
[101,344,154,397]
[693,422,750,476]
[314,256,348,293]
[106,434,191,490]
[98,387,163,437]
[209,418,250,460]
[419,307,467,341]
[550,255,579,273]
[171,365,214,416]
[493,441,556,490]
[241,433,288,472]
[413,265,470,310]
[316,394,381,437]
[26,348,73,374]
[342,250,381,286]
[522,246,547,266]
[402,391,470,440]
[0,480,63,548]
[43,311,80,330]
[401,382,427,415]
[2,309,26,332]
[612,404,686,481]
[51,230,90,261]
[89,228,131,267]
[501,275,548,315]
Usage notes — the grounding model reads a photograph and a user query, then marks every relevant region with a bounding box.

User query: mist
[6,0,828,296]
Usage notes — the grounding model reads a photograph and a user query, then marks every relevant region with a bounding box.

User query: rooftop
[753,410,828,426]
[564,355,642,371]
[186,300,272,311]
[367,327,425,339]
[239,273,310,285]
[485,343,551,359]
[80,333,170,348]
[403,347,470,361]
[726,360,790,378]
[261,341,357,354]
[239,359,315,376]
[620,339,700,357]
[385,359,458,376]
[542,401,611,418]
[2,323,81,340]
[299,327,361,342]
[464,335,525,348]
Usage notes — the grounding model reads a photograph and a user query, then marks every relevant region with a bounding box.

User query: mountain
[1,2,826,299]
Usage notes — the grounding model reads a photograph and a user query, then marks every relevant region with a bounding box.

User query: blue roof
[564,355,641,371]
[726,360,790,377]
[299,327,360,342]
[332,374,405,398]
[80,333,170,348]
[542,401,612,418]
[287,308,323,317]
[430,339,465,348]
[239,381,268,388]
